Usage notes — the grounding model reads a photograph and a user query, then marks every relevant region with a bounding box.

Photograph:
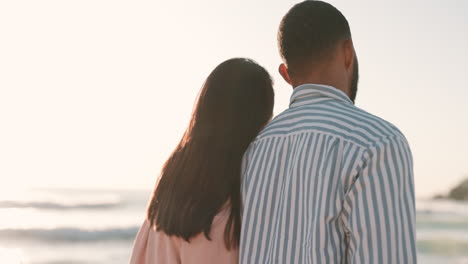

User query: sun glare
[0,185,27,201]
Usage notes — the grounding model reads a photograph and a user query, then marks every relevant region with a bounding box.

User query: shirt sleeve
[341,136,417,264]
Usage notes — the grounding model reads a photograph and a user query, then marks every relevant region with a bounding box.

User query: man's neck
[292,79,348,96]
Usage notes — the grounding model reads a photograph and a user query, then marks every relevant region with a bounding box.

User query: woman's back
[130,208,237,264]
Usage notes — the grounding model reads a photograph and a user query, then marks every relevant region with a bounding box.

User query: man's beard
[349,55,359,103]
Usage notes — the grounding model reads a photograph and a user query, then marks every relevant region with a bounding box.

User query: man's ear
[343,39,354,71]
[279,63,292,85]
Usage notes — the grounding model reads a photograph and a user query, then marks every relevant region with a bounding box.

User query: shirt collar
[289,83,353,108]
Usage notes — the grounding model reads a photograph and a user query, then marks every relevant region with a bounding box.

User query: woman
[130,58,274,263]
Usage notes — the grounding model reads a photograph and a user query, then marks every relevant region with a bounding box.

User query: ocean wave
[417,199,468,218]
[418,238,468,256]
[0,200,121,210]
[0,226,139,242]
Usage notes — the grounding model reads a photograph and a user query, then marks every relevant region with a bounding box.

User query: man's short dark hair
[278,1,351,75]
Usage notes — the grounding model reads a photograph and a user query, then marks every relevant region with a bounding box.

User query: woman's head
[189,58,274,149]
[148,58,274,249]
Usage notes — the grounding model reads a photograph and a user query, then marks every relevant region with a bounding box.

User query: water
[0,188,148,264]
[416,200,468,264]
[0,188,467,263]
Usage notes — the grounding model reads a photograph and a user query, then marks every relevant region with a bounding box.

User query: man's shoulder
[255,101,408,148]
[346,103,408,143]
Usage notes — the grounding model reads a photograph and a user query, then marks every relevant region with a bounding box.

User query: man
[240,1,417,263]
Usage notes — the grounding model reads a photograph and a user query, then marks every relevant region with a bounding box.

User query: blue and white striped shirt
[240,84,416,264]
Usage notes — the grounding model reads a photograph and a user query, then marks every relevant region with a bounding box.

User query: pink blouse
[129,209,238,264]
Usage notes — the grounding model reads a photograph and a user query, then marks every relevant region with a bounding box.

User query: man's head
[278,0,359,102]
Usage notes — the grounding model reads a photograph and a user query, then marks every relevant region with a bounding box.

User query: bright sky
[0,0,467,198]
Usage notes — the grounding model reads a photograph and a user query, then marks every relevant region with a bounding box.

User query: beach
[1,188,467,263]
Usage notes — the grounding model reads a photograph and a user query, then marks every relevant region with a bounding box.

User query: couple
[130,1,417,263]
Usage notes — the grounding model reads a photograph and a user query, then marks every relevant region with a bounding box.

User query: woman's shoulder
[130,208,237,264]
[130,219,182,264]
[179,207,238,263]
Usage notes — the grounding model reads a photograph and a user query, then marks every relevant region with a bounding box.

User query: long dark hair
[147,58,274,249]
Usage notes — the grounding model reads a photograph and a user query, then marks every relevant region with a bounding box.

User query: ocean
[0,188,467,264]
